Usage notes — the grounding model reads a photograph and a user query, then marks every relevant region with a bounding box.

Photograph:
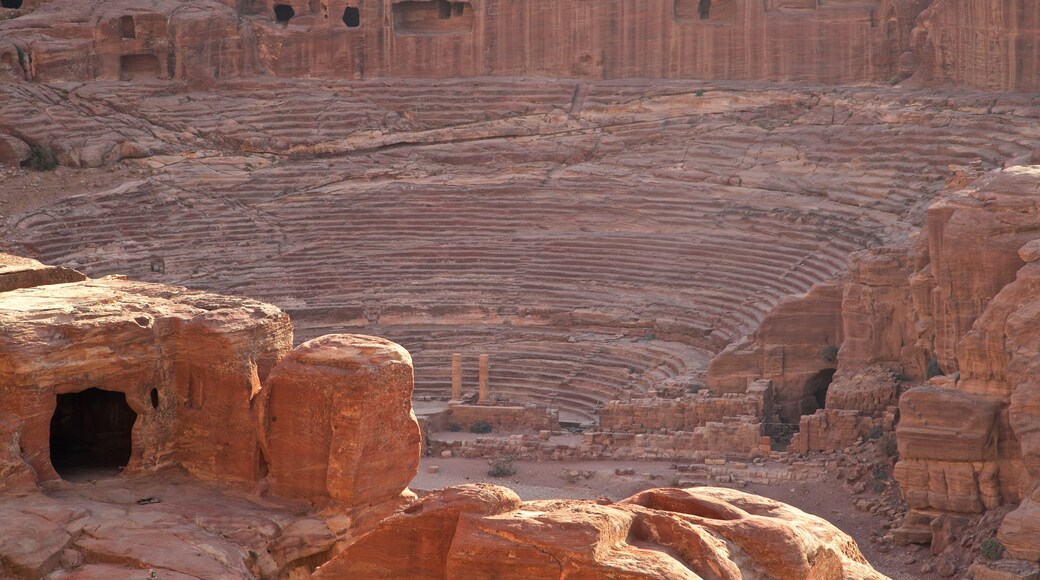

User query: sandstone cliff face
[4,0,1040,90]
[315,483,885,579]
[707,282,844,422]
[0,0,911,84]
[909,0,1040,91]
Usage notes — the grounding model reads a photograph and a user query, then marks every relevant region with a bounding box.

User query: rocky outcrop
[315,484,885,579]
[0,253,84,292]
[707,282,844,422]
[893,167,1040,545]
[0,253,420,520]
[0,274,293,491]
[908,0,1040,91]
[258,334,421,513]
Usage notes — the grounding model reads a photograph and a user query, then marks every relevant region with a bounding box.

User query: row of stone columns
[451,353,489,403]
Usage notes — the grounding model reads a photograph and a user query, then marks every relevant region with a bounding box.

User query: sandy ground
[414,456,933,580]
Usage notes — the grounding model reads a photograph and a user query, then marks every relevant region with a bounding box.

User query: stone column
[451,353,462,401]
[478,354,489,404]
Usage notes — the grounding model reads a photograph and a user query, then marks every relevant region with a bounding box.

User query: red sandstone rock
[0,133,30,166]
[909,0,1040,91]
[316,484,884,579]
[258,334,421,510]
[0,275,292,491]
[708,282,844,421]
[0,254,84,292]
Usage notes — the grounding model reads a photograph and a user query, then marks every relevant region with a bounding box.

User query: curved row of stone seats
[5,80,1040,425]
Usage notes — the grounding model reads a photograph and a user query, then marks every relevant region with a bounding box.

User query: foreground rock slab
[316,484,886,579]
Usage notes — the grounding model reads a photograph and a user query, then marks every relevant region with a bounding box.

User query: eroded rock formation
[315,483,885,579]
[0,257,420,514]
[708,164,1040,564]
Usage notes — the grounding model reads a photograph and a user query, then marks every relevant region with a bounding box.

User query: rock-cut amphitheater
[1,0,1039,578]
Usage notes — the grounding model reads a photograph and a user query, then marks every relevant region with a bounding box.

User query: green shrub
[469,420,492,434]
[980,538,1005,561]
[27,145,57,171]
[821,345,839,363]
[926,358,943,379]
[872,467,888,481]
[868,425,884,440]
[447,422,462,432]
[871,482,885,494]
[878,432,898,459]
[487,457,516,478]
[687,384,702,394]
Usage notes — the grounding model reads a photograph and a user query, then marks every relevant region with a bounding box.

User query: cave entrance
[274,4,295,23]
[50,388,136,481]
[807,368,836,413]
[343,6,360,27]
[119,15,136,39]
[119,53,160,81]
[0,0,23,9]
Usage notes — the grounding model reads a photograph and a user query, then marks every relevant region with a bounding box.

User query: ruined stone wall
[431,420,768,461]
[599,387,769,434]
[440,402,559,433]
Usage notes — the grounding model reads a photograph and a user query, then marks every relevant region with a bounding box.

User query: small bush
[871,482,885,494]
[868,425,884,440]
[878,432,898,458]
[872,467,888,481]
[487,457,516,478]
[469,420,492,434]
[926,358,943,379]
[980,538,1005,561]
[687,384,702,394]
[27,145,57,171]
[694,89,705,97]
[821,345,839,363]
[447,422,462,432]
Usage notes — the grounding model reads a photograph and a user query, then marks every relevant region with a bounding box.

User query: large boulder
[258,334,422,512]
[315,484,884,579]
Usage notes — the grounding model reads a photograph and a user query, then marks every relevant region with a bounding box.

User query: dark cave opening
[343,6,360,27]
[50,388,136,480]
[274,4,295,23]
[807,367,837,413]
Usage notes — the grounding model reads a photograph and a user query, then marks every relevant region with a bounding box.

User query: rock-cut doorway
[49,388,136,481]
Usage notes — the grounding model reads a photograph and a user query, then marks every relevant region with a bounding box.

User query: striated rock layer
[315,483,885,579]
